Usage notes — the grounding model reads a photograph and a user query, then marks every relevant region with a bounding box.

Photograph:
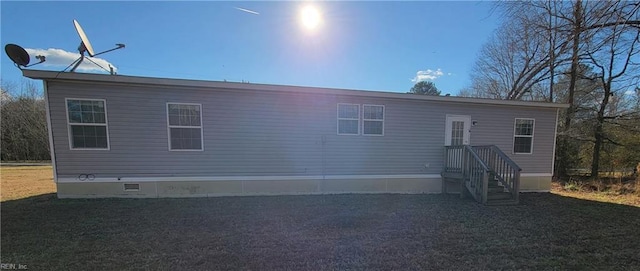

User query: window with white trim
[513,118,534,154]
[167,103,203,151]
[363,105,384,135]
[66,99,109,149]
[337,103,359,135]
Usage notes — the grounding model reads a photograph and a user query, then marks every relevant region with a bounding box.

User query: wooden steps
[443,145,521,205]
[441,174,518,205]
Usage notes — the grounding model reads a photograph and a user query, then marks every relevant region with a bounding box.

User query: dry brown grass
[551,177,640,207]
[1,166,55,202]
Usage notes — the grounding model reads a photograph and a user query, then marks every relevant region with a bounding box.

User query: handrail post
[460,146,467,199]
[514,169,521,203]
[443,146,449,172]
[443,146,448,194]
[482,171,489,204]
[490,149,496,172]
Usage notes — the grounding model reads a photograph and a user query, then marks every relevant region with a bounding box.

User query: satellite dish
[73,19,95,57]
[68,19,125,73]
[4,43,46,69]
[5,44,30,66]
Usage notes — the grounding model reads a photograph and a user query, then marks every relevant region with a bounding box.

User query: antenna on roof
[4,44,46,69]
[67,19,125,73]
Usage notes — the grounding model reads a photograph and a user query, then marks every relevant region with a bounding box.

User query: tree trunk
[590,118,604,178]
[591,81,612,179]
[548,0,556,102]
[564,0,582,129]
[557,0,583,178]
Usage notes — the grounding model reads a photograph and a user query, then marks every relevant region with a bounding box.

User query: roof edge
[22,69,570,109]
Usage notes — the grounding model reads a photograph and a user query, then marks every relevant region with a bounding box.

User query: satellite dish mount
[68,19,125,73]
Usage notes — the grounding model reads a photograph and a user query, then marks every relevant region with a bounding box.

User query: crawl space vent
[123,183,140,191]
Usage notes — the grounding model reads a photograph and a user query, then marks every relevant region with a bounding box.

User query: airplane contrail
[235,7,259,15]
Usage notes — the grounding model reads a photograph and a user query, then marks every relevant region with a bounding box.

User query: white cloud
[25,48,117,73]
[624,90,635,95]
[411,68,444,82]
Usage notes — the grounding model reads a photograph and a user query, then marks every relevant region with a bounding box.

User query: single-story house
[23,70,568,204]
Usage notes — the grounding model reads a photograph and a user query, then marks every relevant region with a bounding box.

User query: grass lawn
[1,166,640,270]
[1,166,56,201]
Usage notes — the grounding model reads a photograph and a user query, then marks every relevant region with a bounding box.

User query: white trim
[444,114,471,146]
[65,98,110,150]
[513,118,535,154]
[521,173,553,177]
[56,174,441,183]
[551,108,560,175]
[362,104,385,136]
[23,70,570,109]
[43,82,58,182]
[166,102,204,151]
[337,103,360,135]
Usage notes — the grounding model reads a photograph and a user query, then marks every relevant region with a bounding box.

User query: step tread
[487,192,513,200]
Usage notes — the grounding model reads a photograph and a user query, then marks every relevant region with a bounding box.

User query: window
[66,99,109,149]
[450,121,465,146]
[363,105,384,135]
[167,103,203,151]
[337,104,359,135]
[513,118,534,154]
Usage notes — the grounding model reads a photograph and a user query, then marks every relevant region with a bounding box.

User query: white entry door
[445,115,471,146]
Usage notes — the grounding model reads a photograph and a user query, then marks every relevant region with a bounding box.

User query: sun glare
[300,5,322,31]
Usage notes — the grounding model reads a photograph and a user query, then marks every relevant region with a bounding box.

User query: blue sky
[1,1,500,95]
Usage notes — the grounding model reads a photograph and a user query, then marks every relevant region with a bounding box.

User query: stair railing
[444,145,491,204]
[472,145,521,203]
[443,145,465,174]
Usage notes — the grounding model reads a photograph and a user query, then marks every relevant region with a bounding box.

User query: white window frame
[362,104,384,136]
[166,102,204,151]
[513,118,535,154]
[337,103,360,135]
[65,98,110,151]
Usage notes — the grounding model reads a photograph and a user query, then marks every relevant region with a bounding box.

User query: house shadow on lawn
[2,193,640,270]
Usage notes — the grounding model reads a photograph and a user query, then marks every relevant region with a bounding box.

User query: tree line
[460,0,640,178]
[1,81,50,161]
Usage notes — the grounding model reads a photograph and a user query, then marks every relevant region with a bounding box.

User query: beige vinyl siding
[46,80,557,180]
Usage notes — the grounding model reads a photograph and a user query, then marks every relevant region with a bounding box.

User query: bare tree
[469,0,640,178]
[0,80,49,161]
[542,0,639,128]
[470,3,571,100]
[583,10,640,177]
